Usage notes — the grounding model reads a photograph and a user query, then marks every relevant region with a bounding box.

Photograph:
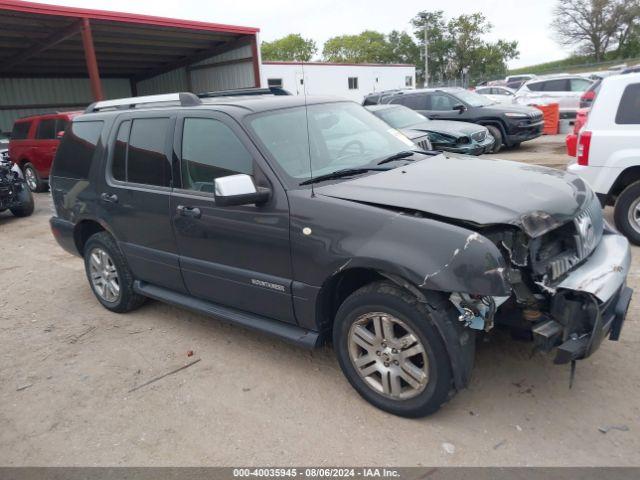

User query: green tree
[261,34,317,62]
[322,31,393,63]
[411,10,518,85]
[387,30,421,65]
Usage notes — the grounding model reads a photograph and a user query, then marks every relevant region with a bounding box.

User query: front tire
[614,181,640,245]
[333,281,454,418]
[485,125,503,153]
[83,232,146,313]
[9,185,34,217]
[23,163,47,192]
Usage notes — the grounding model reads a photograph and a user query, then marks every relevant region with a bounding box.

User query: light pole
[421,14,429,87]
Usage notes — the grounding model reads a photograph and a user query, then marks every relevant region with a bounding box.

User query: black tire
[485,125,503,153]
[83,231,146,313]
[23,162,47,193]
[510,142,521,149]
[9,185,34,217]
[614,181,640,245]
[333,281,455,418]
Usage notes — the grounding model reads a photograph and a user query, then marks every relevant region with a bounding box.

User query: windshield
[247,102,416,181]
[374,106,428,129]
[450,89,494,107]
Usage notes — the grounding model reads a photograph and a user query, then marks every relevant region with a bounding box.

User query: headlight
[504,112,528,118]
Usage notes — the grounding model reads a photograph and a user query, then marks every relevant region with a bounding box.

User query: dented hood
[316,154,590,237]
[402,120,484,140]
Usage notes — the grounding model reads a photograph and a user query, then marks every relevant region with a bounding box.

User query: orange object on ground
[533,103,560,135]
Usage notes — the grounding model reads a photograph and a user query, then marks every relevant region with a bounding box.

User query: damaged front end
[471,192,633,365]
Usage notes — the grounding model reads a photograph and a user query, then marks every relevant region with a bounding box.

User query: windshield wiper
[299,167,388,186]
[376,150,415,165]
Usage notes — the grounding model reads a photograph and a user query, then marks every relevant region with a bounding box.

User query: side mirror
[452,104,466,113]
[214,174,270,207]
[56,131,65,139]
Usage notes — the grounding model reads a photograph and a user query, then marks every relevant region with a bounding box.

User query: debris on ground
[441,442,455,455]
[67,325,96,344]
[598,425,630,434]
[493,439,507,450]
[187,350,194,357]
[128,358,201,393]
[16,383,33,391]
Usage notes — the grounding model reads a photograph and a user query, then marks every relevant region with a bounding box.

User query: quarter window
[348,77,359,90]
[51,121,103,179]
[181,118,253,192]
[11,121,31,140]
[616,83,640,124]
[111,120,129,182]
[36,119,56,139]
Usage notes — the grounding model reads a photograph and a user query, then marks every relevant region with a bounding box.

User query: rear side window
[616,83,640,124]
[36,119,56,139]
[112,118,171,187]
[11,121,31,140]
[541,79,569,91]
[392,94,428,110]
[52,121,104,179]
[181,118,253,192]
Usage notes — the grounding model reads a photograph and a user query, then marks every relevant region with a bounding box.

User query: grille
[471,131,486,142]
[415,136,432,151]
[544,194,604,281]
[528,110,543,122]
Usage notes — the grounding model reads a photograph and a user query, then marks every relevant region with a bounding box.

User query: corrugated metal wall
[135,44,255,97]
[135,67,189,96]
[0,77,131,132]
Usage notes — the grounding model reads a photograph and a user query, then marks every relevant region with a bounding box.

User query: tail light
[577,131,592,165]
[580,90,596,107]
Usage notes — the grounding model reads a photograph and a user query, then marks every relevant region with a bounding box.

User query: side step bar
[133,281,320,349]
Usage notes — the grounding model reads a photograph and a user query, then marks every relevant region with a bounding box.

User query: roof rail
[198,86,292,98]
[85,92,201,113]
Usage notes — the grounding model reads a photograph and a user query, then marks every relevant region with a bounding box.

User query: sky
[34,0,572,69]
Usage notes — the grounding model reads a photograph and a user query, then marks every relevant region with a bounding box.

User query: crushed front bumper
[537,232,633,364]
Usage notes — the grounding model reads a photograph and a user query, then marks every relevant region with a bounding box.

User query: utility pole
[423,19,429,87]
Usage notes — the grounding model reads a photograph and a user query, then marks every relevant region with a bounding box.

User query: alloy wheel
[89,247,120,303]
[25,167,37,191]
[628,197,640,235]
[347,312,429,400]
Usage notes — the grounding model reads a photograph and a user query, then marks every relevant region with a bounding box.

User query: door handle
[100,192,118,204]
[176,205,202,219]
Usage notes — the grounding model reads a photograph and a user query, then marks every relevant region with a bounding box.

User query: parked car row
[363,87,544,152]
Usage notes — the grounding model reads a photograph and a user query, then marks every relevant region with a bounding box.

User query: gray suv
[50,91,632,418]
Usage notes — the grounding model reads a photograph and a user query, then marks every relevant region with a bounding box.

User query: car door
[98,112,186,293]
[170,111,295,324]
[32,118,59,177]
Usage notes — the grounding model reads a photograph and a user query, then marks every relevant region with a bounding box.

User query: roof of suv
[80,94,350,120]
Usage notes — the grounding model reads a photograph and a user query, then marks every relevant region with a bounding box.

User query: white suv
[514,75,593,113]
[567,72,640,243]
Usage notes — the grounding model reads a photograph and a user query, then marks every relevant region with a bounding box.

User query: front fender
[349,212,511,296]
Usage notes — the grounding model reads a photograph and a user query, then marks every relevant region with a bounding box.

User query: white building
[261,61,416,103]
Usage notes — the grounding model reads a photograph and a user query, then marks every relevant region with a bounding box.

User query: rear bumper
[50,216,79,256]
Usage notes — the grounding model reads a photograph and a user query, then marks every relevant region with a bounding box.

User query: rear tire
[23,163,47,192]
[83,232,146,313]
[333,281,455,418]
[614,181,640,245]
[485,125,503,153]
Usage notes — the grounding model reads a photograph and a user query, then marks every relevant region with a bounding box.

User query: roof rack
[85,92,201,113]
[198,86,292,98]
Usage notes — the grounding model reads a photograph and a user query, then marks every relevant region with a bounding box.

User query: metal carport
[0,0,261,131]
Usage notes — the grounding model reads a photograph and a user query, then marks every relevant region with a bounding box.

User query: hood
[316,154,590,238]
[402,120,484,139]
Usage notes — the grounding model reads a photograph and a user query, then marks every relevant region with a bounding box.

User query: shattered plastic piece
[441,442,455,455]
[598,425,629,434]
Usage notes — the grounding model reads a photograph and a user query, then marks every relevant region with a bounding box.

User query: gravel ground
[1,135,638,466]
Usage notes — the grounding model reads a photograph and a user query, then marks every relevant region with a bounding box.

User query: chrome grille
[545,194,604,281]
[415,136,432,151]
[471,131,486,142]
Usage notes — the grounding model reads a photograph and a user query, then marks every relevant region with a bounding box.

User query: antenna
[301,61,315,197]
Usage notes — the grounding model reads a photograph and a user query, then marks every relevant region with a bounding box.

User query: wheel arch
[73,219,108,255]
[608,166,640,203]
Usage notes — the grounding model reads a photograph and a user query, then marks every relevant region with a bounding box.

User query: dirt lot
[1,135,639,466]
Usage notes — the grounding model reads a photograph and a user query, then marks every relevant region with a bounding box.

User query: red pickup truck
[9,112,80,192]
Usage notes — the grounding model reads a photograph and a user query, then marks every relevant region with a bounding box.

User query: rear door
[98,111,186,293]
[33,117,59,178]
[170,110,295,324]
